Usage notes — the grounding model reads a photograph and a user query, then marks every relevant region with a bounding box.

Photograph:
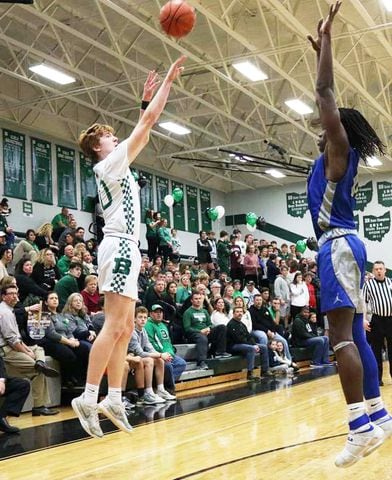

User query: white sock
[145,387,154,395]
[107,387,122,405]
[157,384,165,392]
[84,383,99,406]
[347,402,371,433]
[366,397,383,415]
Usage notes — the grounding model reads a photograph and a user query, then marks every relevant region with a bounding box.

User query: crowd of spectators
[0,202,336,433]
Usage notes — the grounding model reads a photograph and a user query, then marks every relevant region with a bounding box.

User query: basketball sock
[84,383,99,406]
[145,387,154,395]
[157,384,165,392]
[107,387,122,405]
[352,313,380,399]
[366,397,390,424]
[137,388,144,398]
[348,403,370,433]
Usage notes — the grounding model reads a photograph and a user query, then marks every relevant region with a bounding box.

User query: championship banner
[363,211,390,242]
[354,180,372,212]
[377,181,392,208]
[286,192,308,218]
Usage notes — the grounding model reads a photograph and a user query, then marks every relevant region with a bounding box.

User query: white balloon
[164,194,174,207]
[215,205,225,220]
[246,223,256,232]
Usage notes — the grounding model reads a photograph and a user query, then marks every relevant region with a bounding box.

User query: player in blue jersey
[307,1,391,468]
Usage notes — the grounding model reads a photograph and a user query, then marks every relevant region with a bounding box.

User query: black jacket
[226,319,256,351]
[291,315,318,346]
[197,238,212,263]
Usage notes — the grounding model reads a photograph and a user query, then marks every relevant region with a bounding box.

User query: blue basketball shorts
[317,234,366,314]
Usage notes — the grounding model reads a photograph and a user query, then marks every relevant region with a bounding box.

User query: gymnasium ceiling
[0,0,391,192]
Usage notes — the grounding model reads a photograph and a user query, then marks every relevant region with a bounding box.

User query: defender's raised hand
[142,70,160,102]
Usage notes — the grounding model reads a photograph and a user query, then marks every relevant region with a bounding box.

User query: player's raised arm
[312,1,349,180]
[139,70,160,121]
[126,55,186,164]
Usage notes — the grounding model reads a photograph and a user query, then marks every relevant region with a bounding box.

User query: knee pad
[333,341,354,353]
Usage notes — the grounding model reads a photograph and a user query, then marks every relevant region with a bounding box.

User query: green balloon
[246,212,257,227]
[172,187,183,203]
[208,208,219,222]
[296,239,307,254]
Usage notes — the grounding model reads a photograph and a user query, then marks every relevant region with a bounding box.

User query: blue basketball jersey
[307,148,359,239]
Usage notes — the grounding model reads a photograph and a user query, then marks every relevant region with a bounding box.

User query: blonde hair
[62,293,87,317]
[74,243,87,256]
[36,222,53,237]
[78,123,114,162]
[84,275,98,287]
[233,295,247,311]
[36,248,56,268]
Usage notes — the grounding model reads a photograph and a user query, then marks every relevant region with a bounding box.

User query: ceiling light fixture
[266,169,286,178]
[159,122,191,135]
[232,61,268,81]
[29,64,76,85]
[285,99,313,115]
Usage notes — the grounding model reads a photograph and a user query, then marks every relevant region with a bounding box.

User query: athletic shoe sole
[98,402,133,434]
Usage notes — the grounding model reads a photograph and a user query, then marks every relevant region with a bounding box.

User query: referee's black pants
[369,314,392,381]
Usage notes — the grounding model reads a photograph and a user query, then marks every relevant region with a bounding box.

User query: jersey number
[113,257,132,275]
[99,180,113,210]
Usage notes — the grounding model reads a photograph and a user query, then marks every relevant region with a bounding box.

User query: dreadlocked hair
[338,108,385,161]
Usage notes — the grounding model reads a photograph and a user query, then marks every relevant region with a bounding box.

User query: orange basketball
[159,1,196,38]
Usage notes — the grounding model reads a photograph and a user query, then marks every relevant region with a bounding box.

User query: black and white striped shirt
[363,277,392,317]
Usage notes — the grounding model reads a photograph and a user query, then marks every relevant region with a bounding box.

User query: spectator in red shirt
[304,272,317,311]
[81,275,100,314]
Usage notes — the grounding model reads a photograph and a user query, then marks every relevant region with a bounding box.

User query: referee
[363,261,392,386]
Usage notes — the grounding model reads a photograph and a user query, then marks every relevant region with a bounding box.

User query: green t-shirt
[144,318,175,356]
[182,306,211,334]
[145,217,157,238]
[51,213,68,229]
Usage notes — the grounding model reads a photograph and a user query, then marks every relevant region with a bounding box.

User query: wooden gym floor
[0,366,391,480]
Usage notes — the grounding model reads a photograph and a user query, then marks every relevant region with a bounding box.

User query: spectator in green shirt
[54,261,82,310]
[51,207,69,242]
[157,218,172,266]
[183,291,231,370]
[57,245,74,277]
[145,305,186,391]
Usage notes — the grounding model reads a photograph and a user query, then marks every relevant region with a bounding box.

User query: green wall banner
[139,170,153,221]
[156,176,170,226]
[286,192,308,218]
[354,180,372,212]
[172,181,185,231]
[56,145,77,209]
[31,137,52,205]
[200,189,211,231]
[377,181,392,207]
[80,153,96,212]
[187,185,199,233]
[363,211,390,242]
[3,129,26,199]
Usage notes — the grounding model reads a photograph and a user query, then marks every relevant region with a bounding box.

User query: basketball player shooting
[73,55,186,438]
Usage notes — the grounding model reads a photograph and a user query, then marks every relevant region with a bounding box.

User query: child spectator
[81,275,100,314]
[268,339,293,375]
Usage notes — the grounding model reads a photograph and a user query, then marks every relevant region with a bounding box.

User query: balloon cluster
[204,206,225,222]
[295,237,319,253]
[163,187,184,207]
[131,170,147,189]
[245,212,266,232]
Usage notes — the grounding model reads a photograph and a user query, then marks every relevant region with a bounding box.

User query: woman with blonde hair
[62,293,96,344]
[229,296,252,333]
[35,222,58,254]
[32,248,61,291]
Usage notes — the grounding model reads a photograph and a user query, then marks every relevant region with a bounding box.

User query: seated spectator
[230,296,252,333]
[31,248,61,292]
[226,306,269,381]
[190,259,202,281]
[163,281,183,342]
[176,274,192,305]
[0,355,30,434]
[243,244,259,286]
[223,284,234,308]
[276,340,299,372]
[59,232,75,257]
[128,306,176,403]
[12,229,39,266]
[81,275,100,315]
[58,217,77,250]
[54,261,82,310]
[211,297,230,327]
[82,250,97,276]
[291,306,332,368]
[57,244,74,276]
[242,280,260,307]
[14,257,47,304]
[268,339,293,375]
[0,246,13,283]
[152,255,164,271]
[0,284,59,416]
[41,292,91,386]
[35,222,58,254]
[290,272,309,320]
[144,304,186,393]
[51,206,69,241]
[62,293,96,344]
[0,201,15,249]
[183,291,231,370]
[144,278,167,312]
[74,226,86,245]
[209,280,223,304]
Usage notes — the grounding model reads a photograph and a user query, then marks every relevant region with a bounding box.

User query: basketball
[159,1,196,38]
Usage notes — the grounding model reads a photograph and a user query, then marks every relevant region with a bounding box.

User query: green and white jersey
[93,140,140,243]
